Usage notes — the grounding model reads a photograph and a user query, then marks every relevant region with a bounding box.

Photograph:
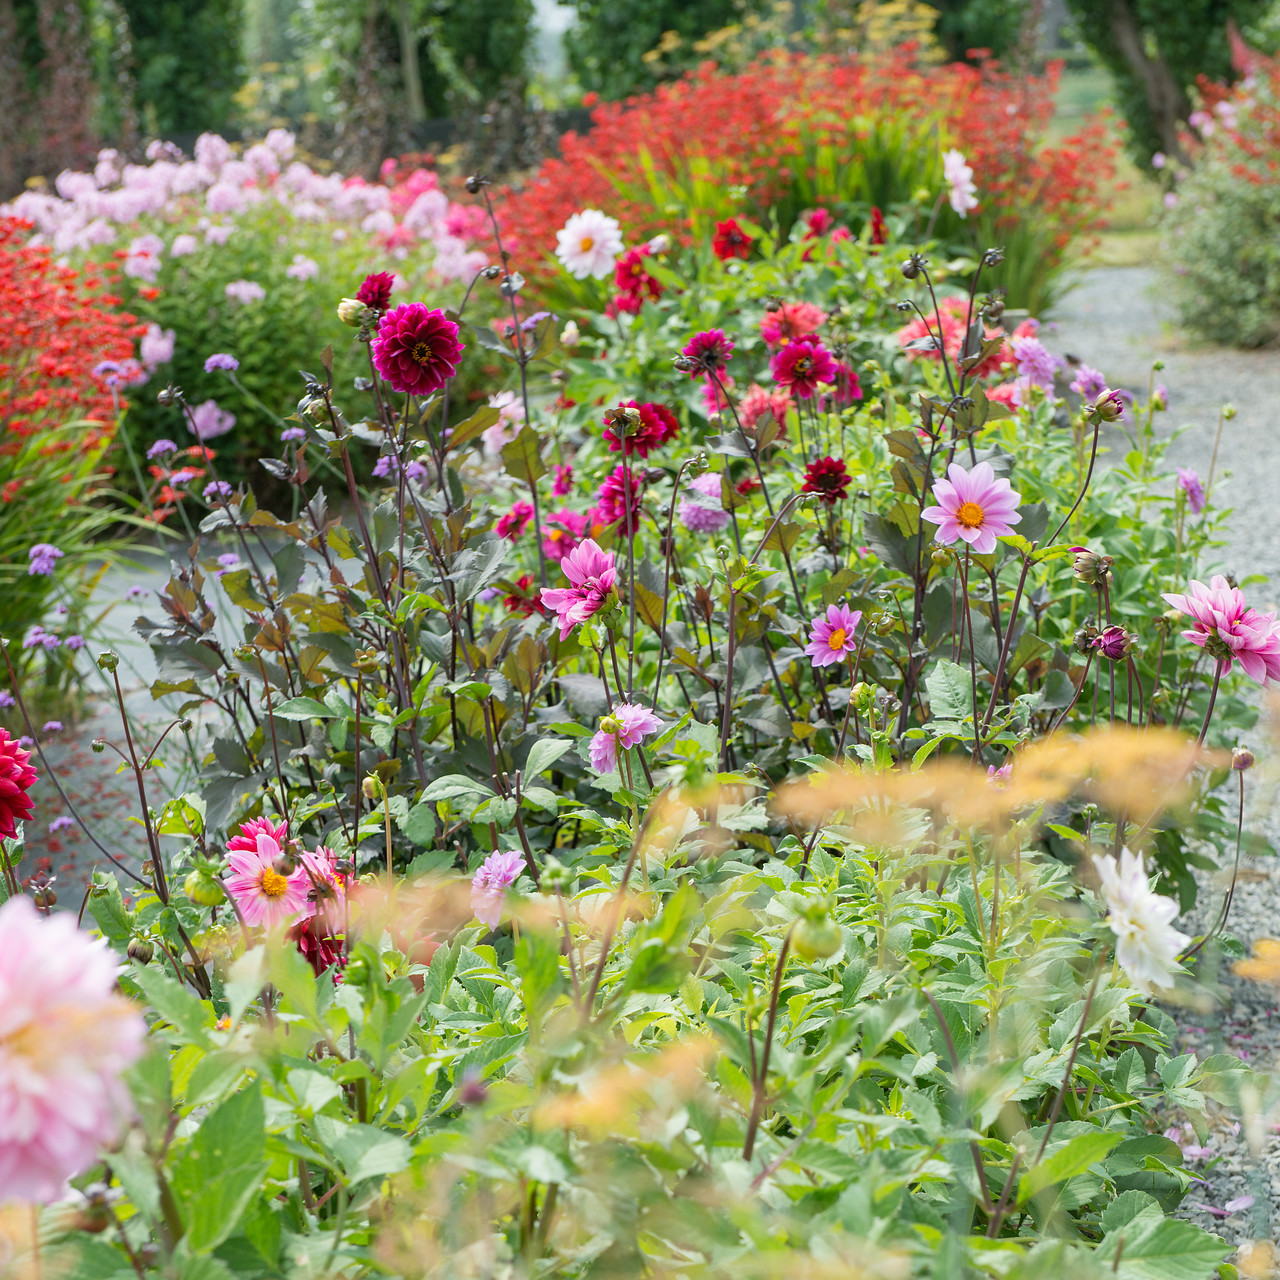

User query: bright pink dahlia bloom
[681,329,735,379]
[589,702,663,773]
[540,539,618,640]
[224,830,315,928]
[593,463,644,528]
[0,895,146,1202]
[805,603,864,668]
[371,303,464,396]
[921,461,1022,556]
[227,814,288,853]
[770,334,838,400]
[760,301,825,348]
[543,507,588,562]
[0,729,37,840]
[1162,576,1280,683]
[471,849,524,929]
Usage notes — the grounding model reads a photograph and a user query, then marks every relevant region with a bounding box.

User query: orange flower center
[579,236,595,252]
[794,356,813,375]
[956,500,984,528]
[259,867,289,898]
[827,627,847,651]
[410,340,435,366]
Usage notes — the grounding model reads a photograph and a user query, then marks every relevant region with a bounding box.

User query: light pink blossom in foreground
[471,849,524,928]
[1162,575,1280,683]
[1092,847,1189,994]
[589,703,663,773]
[224,831,315,928]
[540,539,617,640]
[804,603,863,668]
[921,460,1022,556]
[0,896,146,1202]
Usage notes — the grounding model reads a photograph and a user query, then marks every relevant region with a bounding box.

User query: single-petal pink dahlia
[589,702,663,773]
[1162,576,1280,683]
[0,729,38,840]
[920,461,1022,556]
[471,849,524,929]
[770,334,839,400]
[371,303,464,396]
[540,538,618,640]
[804,603,864,668]
[0,896,146,1202]
[224,832,316,929]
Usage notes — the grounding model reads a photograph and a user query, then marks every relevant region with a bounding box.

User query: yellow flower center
[579,236,595,252]
[827,627,847,651]
[259,867,289,898]
[956,500,984,528]
[410,339,435,366]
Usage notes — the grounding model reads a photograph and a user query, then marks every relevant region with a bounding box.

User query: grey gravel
[1048,267,1280,1251]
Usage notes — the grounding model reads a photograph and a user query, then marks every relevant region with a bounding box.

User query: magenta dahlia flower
[371,303,465,396]
[681,329,735,379]
[496,500,534,540]
[594,463,644,528]
[921,461,1022,556]
[771,334,838,399]
[224,830,315,929]
[227,815,288,853]
[589,703,663,773]
[0,896,146,1202]
[805,603,864,668]
[543,507,588,563]
[356,271,396,310]
[471,849,524,929]
[540,539,618,639]
[1162,576,1280,683]
[0,728,37,840]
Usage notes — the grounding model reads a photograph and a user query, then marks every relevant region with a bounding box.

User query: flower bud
[33,886,57,909]
[560,320,581,348]
[1070,546,1113,586]
[1093,389,1125,421]
[1232,746,1255,771]
[91,739,105,754]
[852,682,875,714]
[464,174,486,194]
[127,937,155,965]
[542,856,571,893]
[362,775,381,800]
[1091,625,1134,661]
[900,253,926,280]
[184,869,225,906]
[337,298,368,328]
[353,648,380,674]
[157,386,177,407]
[1074,623,1099,654]
[1223,403,1237,420]
[457,1070,488,1105]
[599,714,623,737]
[96,650,119,673]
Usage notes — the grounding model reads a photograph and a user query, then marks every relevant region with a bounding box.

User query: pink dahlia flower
[759,302,825,348]
[496,500,534,541]
[593,463,644,529]
[227,815,288,853]
[1177,467,1206,515]
[0,729,37,840]
[540,539,618,640]
[543,507,588,563]
[739,384,791,436]
[589,702,663,773]
[371,303,465,396]
[224,831,315,929]
[921,461,1022,556]
[356,271,396,310]
[805,603,864,668]
[1162,576,1280,683]
[0,896,146,1202]
[471,849,524,929]
[681,329,734,380]
[771,335,838,400]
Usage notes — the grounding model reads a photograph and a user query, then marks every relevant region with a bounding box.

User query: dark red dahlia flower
[713,218,754,261]
[371,303,464,396]
[356,271,396,310]
[613,247,664,310]
[602,400,679,457]
[802,456,851,505]
[869,206,887,246]
[0,729,37,840]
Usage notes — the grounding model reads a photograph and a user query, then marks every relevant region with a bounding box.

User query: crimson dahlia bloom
[496,500,534,540]
[593,464,644,528]
[802,456,851,505]
[713,218,754,260]
[681,329,734,379]
[356,271,396,310]
[371,303,464,396]
[613,247,664,311]
[771,334,838,399]
[0,729,37,840]
[602,400,679,457]
[1162,576,1280,683]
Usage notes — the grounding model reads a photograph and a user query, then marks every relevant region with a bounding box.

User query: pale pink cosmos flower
[471,849,524,929]
[942,148,978,217]
[921,461,1022,556]
[1162,575,1280,683]
[0,895,146,1202]
[589,702,663,773]
[224,831,315,928]
[805,602,863,668]
[540,539,617,639]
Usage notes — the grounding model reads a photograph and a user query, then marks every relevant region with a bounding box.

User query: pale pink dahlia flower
[1162,575,1280,683]
[921,461,1022,556]
[224,830,315,928]
[804,603,863,668]
[471,849,524,929]
[589,702,663,773]
[0,896,146,1202]
[541,539,618,640]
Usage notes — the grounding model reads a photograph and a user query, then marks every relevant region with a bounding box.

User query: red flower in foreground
[772,334,839,399]
[0,729,37,840]
[371,303,464,396]
[356,271,396,310]
[602,400,679,457]
[713,217,754,260]
[802,456,851,505]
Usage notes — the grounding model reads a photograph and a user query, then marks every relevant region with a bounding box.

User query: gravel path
[1048,266,1280,1250]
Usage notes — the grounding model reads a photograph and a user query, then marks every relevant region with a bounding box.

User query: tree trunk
[395,0,428,125]
[1106,0,1192,159]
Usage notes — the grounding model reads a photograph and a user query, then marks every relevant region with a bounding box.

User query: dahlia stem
[1196,664,1223,747]
[743,924,793,1161]
[959,553,984,765]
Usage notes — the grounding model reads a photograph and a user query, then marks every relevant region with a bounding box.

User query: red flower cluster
[496,50,1114,285]
[612,246,664,314]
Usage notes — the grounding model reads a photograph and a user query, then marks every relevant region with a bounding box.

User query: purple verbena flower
[27,544,63,576]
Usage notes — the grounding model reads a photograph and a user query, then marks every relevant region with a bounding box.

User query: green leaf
[421,773,494,802]
[1102,1215,1231,1279]
[501,425,546,484]
[446,404,500,452]
[271,696,335,720]
[524,737,574,778]
[329,1123,411,1186]
[924,660,973,721]
[398,800,438,846]
[1019,1131,1123,1203]
[170,1083,268,1252]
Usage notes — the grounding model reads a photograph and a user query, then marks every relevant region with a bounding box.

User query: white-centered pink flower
[589,703,663,773]
[921,460,1022,555]
[1162,575,1280,683]
[555,209,623,280]
[0,896,146,1202]
[1092,848,1189,994]
[224,831,315,928]
[942,148,979,218]
[471,849,524,929]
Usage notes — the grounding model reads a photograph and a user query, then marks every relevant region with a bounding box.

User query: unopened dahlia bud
[1070,546,1113,585]
[126,937,154,964]
[464,174,487,194]
[337,298,367,328]
[96,650,119,673]
[1232,746,1255,771]
[1074,623,1099,654]
[901,253,926,280]
[1093,389,1125,421]
[362,775,381,800]
[1092,625,1134,660]
[1223,403,1237,420]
